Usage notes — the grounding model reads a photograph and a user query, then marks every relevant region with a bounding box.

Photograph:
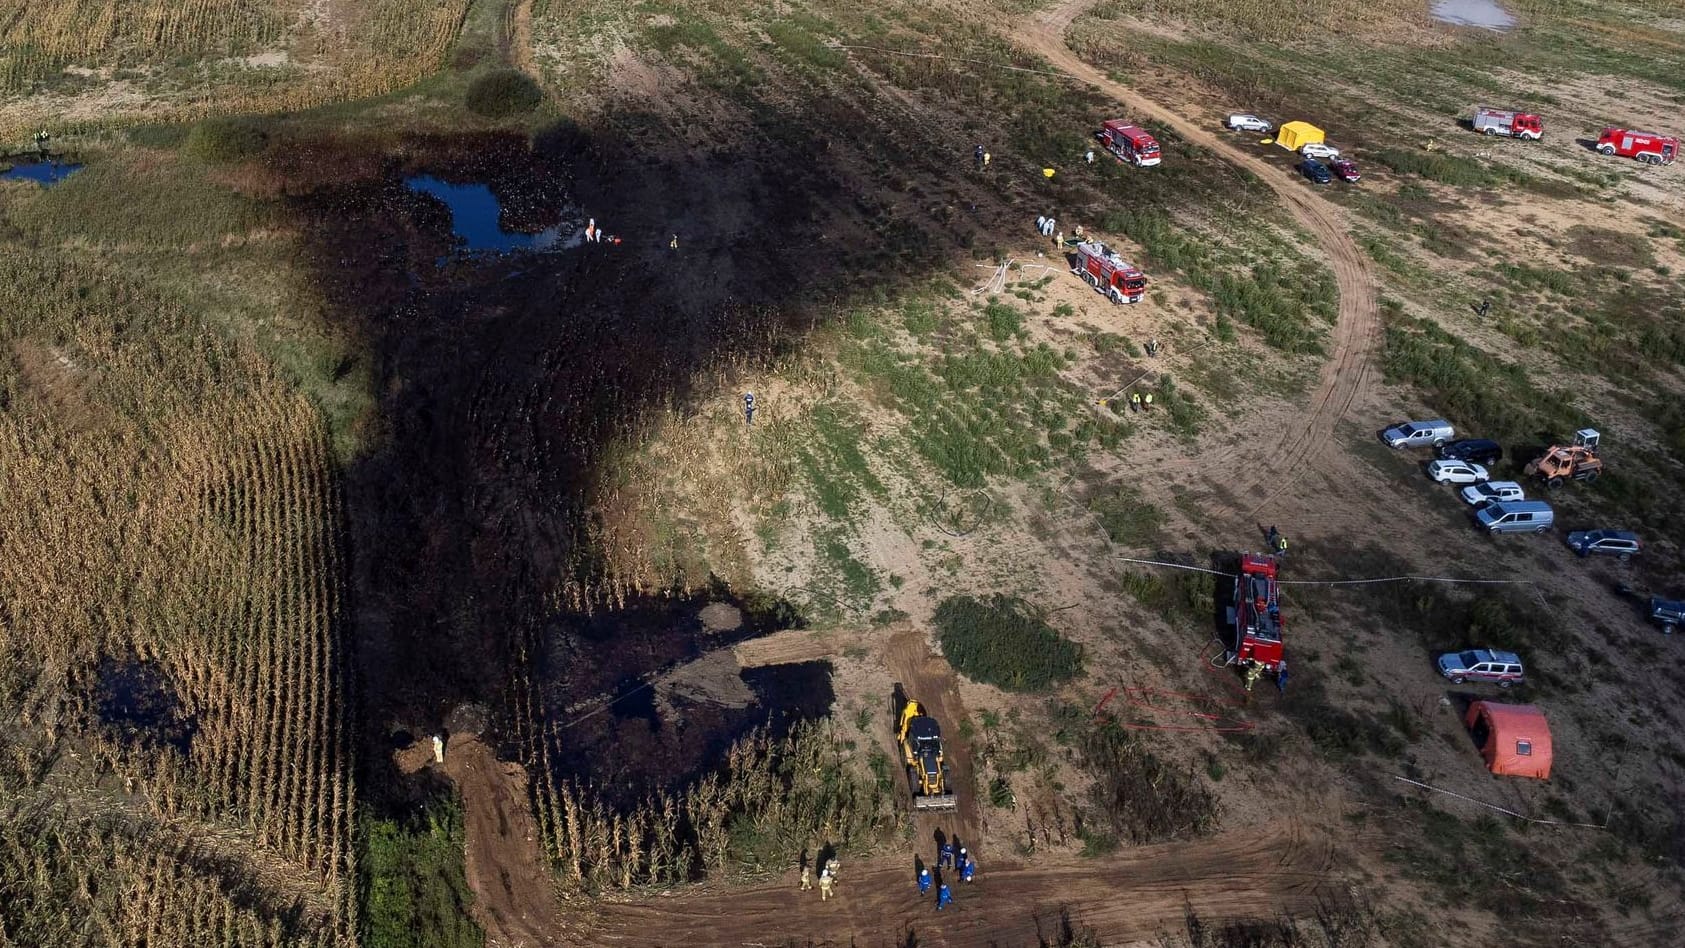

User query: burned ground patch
[271,117,1007,814]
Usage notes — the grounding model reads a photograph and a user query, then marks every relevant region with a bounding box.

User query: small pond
[1431,0,1516,30]
[2,160,84,186]
[405,175,578,253]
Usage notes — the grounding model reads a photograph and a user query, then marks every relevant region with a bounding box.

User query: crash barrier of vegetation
[464,69,544,118]
[1080,720,1220,846]
[934,595,1082,692]
[0,249,355,943]
[532,722,899,891]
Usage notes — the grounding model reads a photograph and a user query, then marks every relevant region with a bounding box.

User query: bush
[1088,487,1164,546]
[184,117,270,163]
[465,69,544,118]
[933,594,1081,691]
[360,799,482,948]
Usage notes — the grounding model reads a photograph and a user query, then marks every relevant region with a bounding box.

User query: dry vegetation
[0,249,355,945]
[529,722,900,891]
[0,0,471,138]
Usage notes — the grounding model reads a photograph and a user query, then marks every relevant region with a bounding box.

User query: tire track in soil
[1014,0,1382,513]
[587,822,1336,946]
[442,736,572,948]
[885,629,983,856]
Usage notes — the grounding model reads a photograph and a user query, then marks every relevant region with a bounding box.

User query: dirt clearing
[589,822,1336,946]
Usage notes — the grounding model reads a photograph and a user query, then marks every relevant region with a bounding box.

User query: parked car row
[1227,114,1362,185]
[1380,418,1644,550]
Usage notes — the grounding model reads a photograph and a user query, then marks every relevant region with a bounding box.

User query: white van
[1477,500,1554,535]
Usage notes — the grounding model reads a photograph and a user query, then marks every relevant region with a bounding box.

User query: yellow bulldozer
[1524,428,1604,488]
[894,684,958,812]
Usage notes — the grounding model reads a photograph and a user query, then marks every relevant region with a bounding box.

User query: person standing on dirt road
[819,869,835,901]
[1477,298,1492,318]
[975,143,985,168]
[1129,392,1141,412]
[918,866,932,894]
[743,391,755,426]
[800,864,812,891]
[983,151,991,168]
[936,880,953,911]
[960,856,976,884]
[1143,392,1154,411]
[670,233,679,251]
[938,840,955,869]
[1276,658,1290,694]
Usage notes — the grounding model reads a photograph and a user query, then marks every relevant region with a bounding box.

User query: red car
[1330,158,1361,182]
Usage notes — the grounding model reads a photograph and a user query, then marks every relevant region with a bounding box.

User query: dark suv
[1299,159,1332,184]
[1566,529,1640,561]
[1438,438,1502,466]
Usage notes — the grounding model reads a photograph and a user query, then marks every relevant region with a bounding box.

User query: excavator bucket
[913,792,959,812]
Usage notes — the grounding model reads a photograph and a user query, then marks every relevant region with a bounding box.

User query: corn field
[526,720,900,890]
[0,0,470,139]
[0,249,355,945]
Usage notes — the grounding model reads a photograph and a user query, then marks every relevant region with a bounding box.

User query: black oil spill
[93,657,196,753]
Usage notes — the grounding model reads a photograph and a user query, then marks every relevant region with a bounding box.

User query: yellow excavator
[895,684,958,812]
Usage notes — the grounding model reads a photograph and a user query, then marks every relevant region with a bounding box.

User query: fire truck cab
[1597,128,1678,164]
[1073,240,1147,304]
[1098,120,1161,167]
[1230,554,1284,671]
[1472,107,1543,140]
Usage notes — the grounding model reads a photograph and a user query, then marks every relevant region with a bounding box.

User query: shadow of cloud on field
[272,113,1007,809]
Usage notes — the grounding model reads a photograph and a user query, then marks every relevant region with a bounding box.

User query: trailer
[1098,120,1161,167]
[1072,240,1147,304]
[1472,107,1543,140]
[1597,128,1678,164]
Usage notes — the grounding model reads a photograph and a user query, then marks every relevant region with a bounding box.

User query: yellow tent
[1276,121,1325,152]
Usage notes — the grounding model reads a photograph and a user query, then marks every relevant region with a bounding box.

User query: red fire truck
[1596,127,1678,164]
[1073,240,1147,304]
[1472,107,1543,140]
[1098,120,1161,167]
[1230,554,1284,671]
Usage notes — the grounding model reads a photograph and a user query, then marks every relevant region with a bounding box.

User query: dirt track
[589,822,1336,947]
[444,736,571,948]
[1015,0,1382,513]
[886,629,984,855]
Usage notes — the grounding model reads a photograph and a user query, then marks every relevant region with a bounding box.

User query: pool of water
[2,160,84,186]
[1431,0,1516,30]
[405,175,579,254]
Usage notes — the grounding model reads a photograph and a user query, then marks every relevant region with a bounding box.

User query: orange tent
[1465,701,1553,779]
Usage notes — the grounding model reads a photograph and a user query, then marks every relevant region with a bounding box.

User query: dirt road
[886,630,984,854]
[443,736,571,948]
[590,822,1335,946]
[1014,0,1381,512]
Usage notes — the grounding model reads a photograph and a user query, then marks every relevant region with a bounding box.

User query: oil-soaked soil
[537,591,832,803]
[93,657,196,752]
[270,121,998,815]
